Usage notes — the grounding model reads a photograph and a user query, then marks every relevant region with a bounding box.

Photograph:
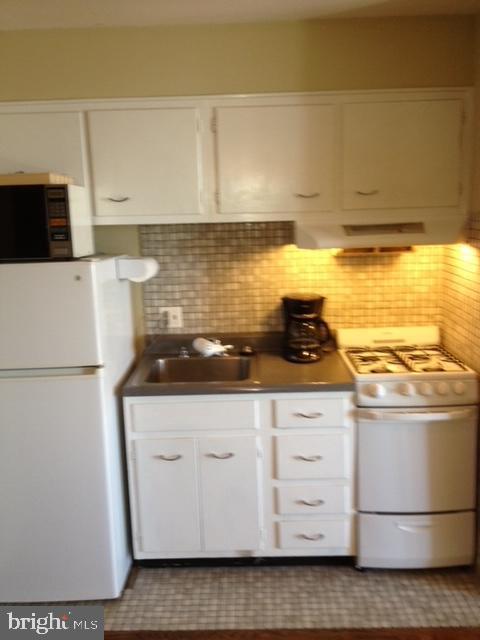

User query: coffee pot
[282,293,333,363]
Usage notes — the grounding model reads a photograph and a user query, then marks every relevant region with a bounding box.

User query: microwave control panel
[46,187,72,258]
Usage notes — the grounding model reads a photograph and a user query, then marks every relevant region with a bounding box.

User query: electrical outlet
[158,306,183,329]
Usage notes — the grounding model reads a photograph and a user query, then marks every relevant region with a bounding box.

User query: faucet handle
[178,346,190,358]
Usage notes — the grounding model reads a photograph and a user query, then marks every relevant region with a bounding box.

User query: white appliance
[337,326,478,570]
[0,255,157,602]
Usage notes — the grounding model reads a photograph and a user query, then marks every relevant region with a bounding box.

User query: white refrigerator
[0,255,153,602]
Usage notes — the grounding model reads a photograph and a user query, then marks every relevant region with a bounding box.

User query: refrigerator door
[0,369,127,601]
[0,261,102,368]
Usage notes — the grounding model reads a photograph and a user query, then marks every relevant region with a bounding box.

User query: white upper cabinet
[0,90,470,240]
[214,103,336,214]
[0,111,87,185]
[342,99,464,210]
[88,107,204,218]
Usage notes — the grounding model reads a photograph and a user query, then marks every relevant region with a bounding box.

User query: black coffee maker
[282,293,333,363]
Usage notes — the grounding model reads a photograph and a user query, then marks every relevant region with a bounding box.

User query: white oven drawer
[358,406,478,512]
[276,484,350,515]
[275,434,348,480]
[358,512,476,569]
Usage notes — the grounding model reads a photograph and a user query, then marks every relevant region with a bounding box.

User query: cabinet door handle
[298,498,325,507]
[294,192,320,198]
[107,196,131,202]
[293,412,324,419]
[299,533,325,541]
[355,189,379,196]
[207,452,235,459]
[294,454,323,462]
[155,454,182,461]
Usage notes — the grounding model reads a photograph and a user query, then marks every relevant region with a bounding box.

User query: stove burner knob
[365,383,386,398]
[418,382,433,396]
[398,382,415,396]
[453,381,466,395]
[436,381,450,395]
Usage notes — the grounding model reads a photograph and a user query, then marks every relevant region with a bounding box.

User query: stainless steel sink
[146,356,252,383]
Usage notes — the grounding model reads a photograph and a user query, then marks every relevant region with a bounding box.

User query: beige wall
[0,16,474,102]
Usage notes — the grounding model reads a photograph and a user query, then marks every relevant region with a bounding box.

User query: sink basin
[146,356,252,383]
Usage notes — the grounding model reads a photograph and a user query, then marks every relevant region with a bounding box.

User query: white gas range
[336,326,478,570]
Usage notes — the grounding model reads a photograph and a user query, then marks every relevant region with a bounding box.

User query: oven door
[357,406,478,513]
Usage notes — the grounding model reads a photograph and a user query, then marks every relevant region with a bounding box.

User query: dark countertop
[122,333,354,396]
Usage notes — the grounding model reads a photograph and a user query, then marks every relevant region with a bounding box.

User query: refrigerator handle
[115,256,159,282]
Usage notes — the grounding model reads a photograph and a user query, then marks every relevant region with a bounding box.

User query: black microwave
[0,184,94,262]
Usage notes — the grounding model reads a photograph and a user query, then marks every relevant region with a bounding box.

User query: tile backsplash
[140,222,443,336]
[441,213,480,372]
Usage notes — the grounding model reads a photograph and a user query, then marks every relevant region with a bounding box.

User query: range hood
[295,210,467,250]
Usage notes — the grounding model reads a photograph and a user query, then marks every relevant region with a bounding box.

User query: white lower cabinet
[199,436,261,551]
[130,434,261,556]
[124,391,355,559]
[134,438,201,553]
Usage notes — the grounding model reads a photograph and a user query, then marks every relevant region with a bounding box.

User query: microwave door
[0,186,50,261]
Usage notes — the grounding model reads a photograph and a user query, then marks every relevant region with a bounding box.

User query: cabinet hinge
[210,114,217,133]
[130,443,136,462]
[256,442,264,459]
[214,191,220,207]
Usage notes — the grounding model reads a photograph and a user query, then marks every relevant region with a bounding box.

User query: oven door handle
[358,408,475,422]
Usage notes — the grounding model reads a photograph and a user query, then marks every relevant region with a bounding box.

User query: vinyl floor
[103,565,480,631]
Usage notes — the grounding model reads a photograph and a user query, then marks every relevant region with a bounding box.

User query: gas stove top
[336,326,478,407]
[345,345,467,375]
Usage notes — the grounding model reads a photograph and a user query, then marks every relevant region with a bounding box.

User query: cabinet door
[342,99,463,210]
[0,111,87,185]
[199,436,261,551]
[88,108,203,217]
[133,438,201,553]
[215,104,335,213]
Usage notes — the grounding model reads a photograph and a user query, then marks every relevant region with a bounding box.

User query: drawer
[277,519,351,549]
[275,434,348,479]
[358,512,476,569]
[276,484,350,515]
[129,399,259,432]
[274,398,345,428]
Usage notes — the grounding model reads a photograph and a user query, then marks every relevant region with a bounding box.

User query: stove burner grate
[345,343,467,374]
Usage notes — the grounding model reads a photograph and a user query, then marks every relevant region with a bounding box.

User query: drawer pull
[107,196,131,203]
[355,189,379,196]
[155,454,182,461]
[293,412,324,419]
[299,533,325,541]
[298,498,325,507]
[294,192,320,199]
[207,452,235,459]
[294,454,323,462]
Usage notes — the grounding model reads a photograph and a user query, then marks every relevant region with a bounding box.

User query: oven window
[0,186,49,261]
